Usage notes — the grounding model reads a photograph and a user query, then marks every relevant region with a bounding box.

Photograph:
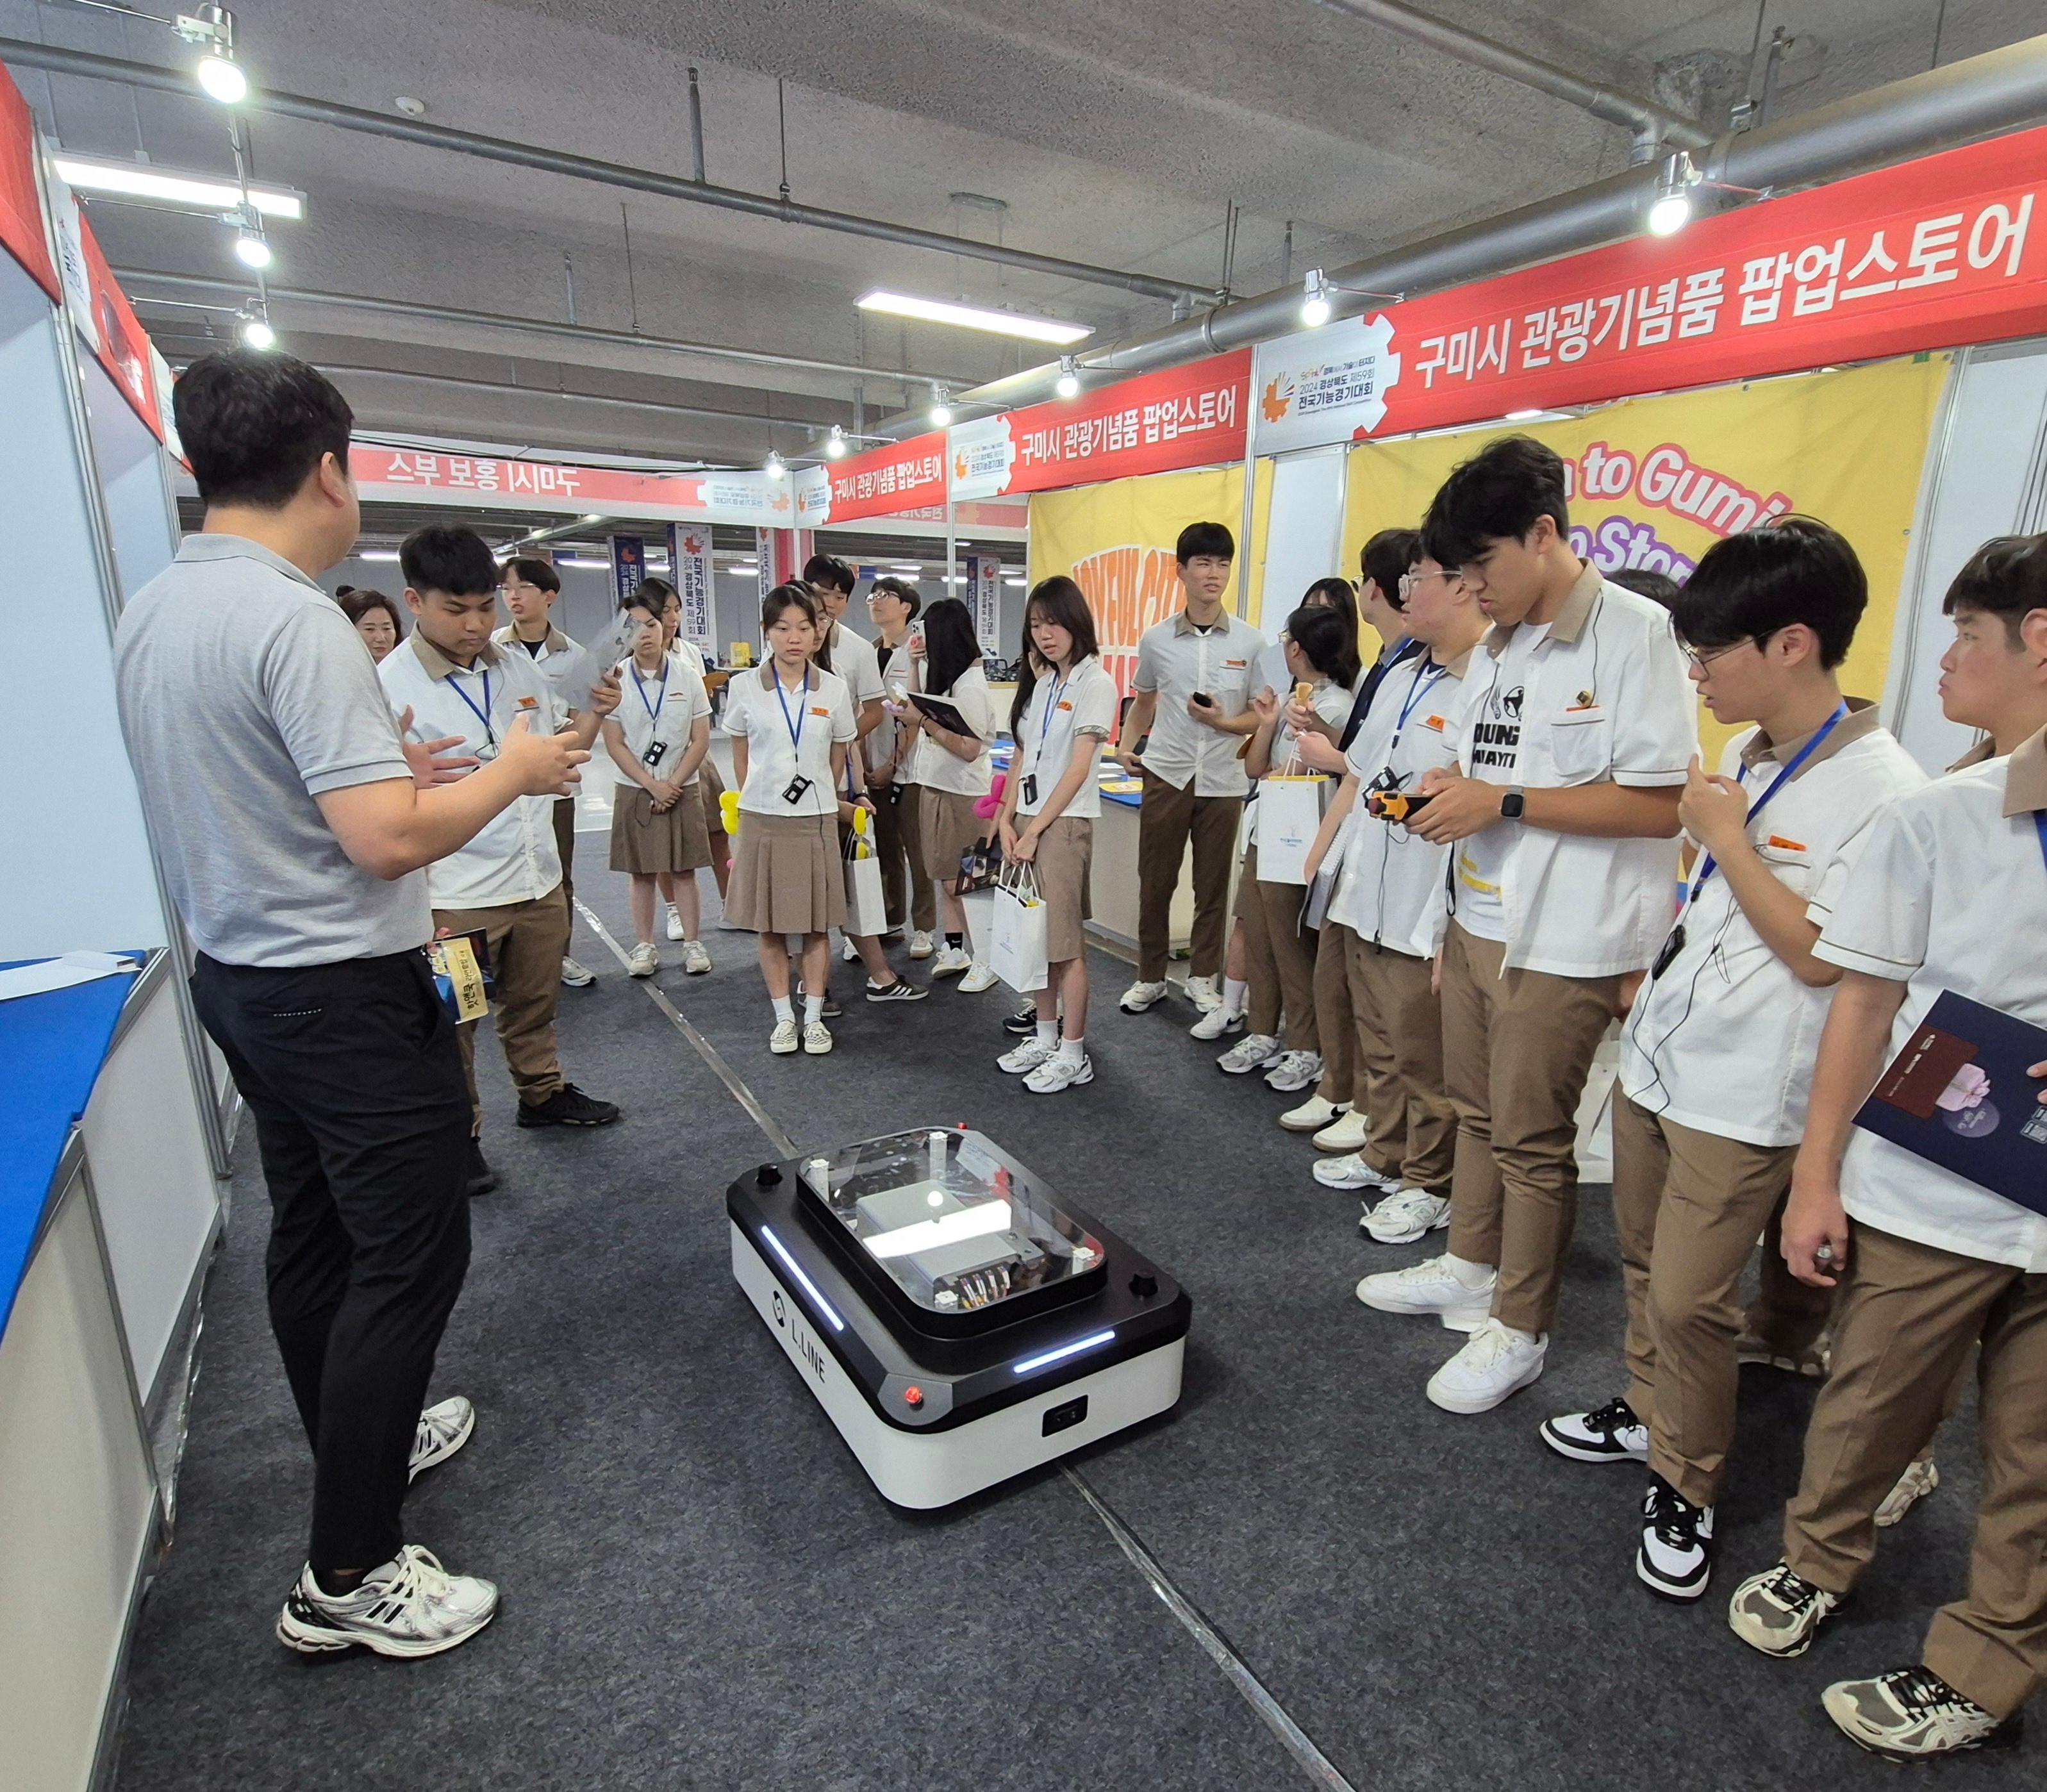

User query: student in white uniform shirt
[1117,522,1268,1015]
[907,598,1002,990]
[865,577,937,956]
[494,556,595,989]
[1359,436,1695,1416]
[640,576,736,933]
[601,588,715,977]
[1302,553,1486,1236]
[379,526,623,1181]
[1723,535,2047,1761]
[1532,519,1928,1605]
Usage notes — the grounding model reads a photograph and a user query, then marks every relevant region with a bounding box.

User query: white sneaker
[907,930,935,959]
[681,939,712,975]
[1314,1152,1401,1191]
[1184,974,1222,1011]
[931,945,973,978]
[626,942,659,978]
[1264,1049,1322,1092]
[840,935,860,962]
[408,1396,474,1481]
[1355,1254,1496,1332]
[1875,1457,1940,1527]
[999,1037,1057,1075]
[1189,1005,1244,1041]
[1279,1094,1343,1132]
[1120,979,1168,1013]
[960,963,1000,993]
[802,1020,834,1055]
[1427,1318,1548,1414]
[1217,1033,1283,1075]
[1311,1108,1372,1153]
[1025,1052,1094,1094]
[559,956,594,988]
[1361,1186,1452,1243]
[277,1545,498,1659]
[769,1019,800,1054]
[665,905,685,942]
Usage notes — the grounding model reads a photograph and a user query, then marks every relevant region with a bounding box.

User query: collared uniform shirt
[724,664,858,817]
[1430,563,1696,977]
[1813,727,2047,1272]
[827,620,886,708]
[910,663,999,797]
[1620,703,1928,1148]
[1246,675,1357,845]
[1016,656,1119,820]
[1132,610,1270,797]
[379,635,566,910]
[492,622,583,708]
[865,636,915,773]
[1329,647,1472,957]
[611,654,712,788]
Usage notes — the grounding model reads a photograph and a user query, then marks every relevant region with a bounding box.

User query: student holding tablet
[908,598,1001,990]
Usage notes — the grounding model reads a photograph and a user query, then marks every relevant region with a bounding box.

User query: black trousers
[192,949,473,1575]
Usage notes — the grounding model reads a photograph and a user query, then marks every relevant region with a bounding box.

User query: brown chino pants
[1440,922,1618,1336]
[1781,1222,2047,1720]
[890,780,938,934]
[1238,845,1318,1048]
[1136,772,1242,983]
[1313,920,1359,1108]
[551,796,577,909]
[1349,933,1456,1197]
[433,885,570,1132]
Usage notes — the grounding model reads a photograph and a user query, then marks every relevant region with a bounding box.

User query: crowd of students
[110,349,2044,1761]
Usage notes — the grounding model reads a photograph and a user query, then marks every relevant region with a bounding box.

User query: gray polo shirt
[113,535,433,966]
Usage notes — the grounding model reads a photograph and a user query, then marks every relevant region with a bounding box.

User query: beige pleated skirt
[725,811,847,934]
[920,786,988,884]
[609,784,712,874]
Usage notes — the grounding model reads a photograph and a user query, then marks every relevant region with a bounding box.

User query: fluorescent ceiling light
[558,556,611,568]
[888,563,925,574]
[358,550,401,562]
[52,154,304,220]
[859,290,1091,347]
[1002,576,1027,586]
[862,1200,1013,1261]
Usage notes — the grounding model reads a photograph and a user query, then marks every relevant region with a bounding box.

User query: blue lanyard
[447,666,494,745]
[1036,670,1071,754]
[772,668,809,759]
[1687,701,1848,906]
[2034,810,2046,874]
[1390,655,1448,749]
[631,660,668,727]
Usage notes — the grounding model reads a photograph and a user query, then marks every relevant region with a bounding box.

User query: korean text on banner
[821,432,949,524]
[1341,354,1948,761]
[0,64,58,301]
[611,535,647,603]
[1254,124,2047,452]
[668,525,715,652]
[966,554,1002,652]
[349,448,804,526]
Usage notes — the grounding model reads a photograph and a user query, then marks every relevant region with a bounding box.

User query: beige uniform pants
[1440,922,1618,1336]
[1238,845,1318,1048]
[434,886,570,1132]
[1780,1222,2047,1720]
[890,781,938,934]
[1136,772,1243,983]
[1348,933,1456,1197]
[1313,920,1358,1108]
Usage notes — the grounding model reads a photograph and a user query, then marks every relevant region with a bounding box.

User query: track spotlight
[239,313,275,350]
[929,385,954,427]
[1646,153,1697,236]
[233,228,272,269]
[824,425,848,459]
[1300,269,1332,328]
[764,449,786,479]
[1056,356,1081,400]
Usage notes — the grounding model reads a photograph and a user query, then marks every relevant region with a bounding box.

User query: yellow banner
[1341,355,1950,755]
[1029,463,1273,713]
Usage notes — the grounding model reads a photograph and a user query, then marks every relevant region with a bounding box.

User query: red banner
[77,211,160,437]
[348,445,802,525]
[820,431,948,523]
[1256,125,2047,449]
[0,63,57,303]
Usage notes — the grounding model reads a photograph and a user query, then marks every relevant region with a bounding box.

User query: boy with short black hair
[1727,533,2047,1761]
[1116,521,1268,1014]
[381,525,622,1180]
[1537,518,1927,1604]
[1356,436,1696,1415]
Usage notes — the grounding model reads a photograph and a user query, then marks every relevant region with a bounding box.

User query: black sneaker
[866,977,929,1003]
[1823,1666,2024,1759]
[1540,1395,1648,1464]
[466,1139,499,1197]
[796,982,843,1020]
[516,1083,622,1128]
[1637,1473,1715,1601]
[1002,1002,1038,1036]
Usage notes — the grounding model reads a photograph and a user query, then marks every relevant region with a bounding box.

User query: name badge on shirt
[809,706,832,717]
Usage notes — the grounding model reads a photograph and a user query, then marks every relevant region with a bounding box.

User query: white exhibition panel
[1256,447,1348,629]
[0,1165,157,1792]
[79,967,221,1408]
[1885,340,2047,774]
[83,353,178,602]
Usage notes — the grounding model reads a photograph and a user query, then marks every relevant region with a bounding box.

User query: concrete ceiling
[7,0,2041,469]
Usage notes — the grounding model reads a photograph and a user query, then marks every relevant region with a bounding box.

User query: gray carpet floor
[110,841,2035,1791]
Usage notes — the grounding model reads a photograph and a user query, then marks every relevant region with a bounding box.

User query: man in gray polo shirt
[114,350,584,1661]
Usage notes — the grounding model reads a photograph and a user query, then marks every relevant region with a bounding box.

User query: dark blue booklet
[1853,990,2047,1218]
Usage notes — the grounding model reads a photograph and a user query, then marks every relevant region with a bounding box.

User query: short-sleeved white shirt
[492,622,583,711]
[1246,675,1357,847]
[1430,563,1697,977]
[1812,730,2047,1270]
[827,620,886,707]
[611,654,712,788]
[1132,610,1270,798]
[1329,648,1471,956]
[1620,705,1928,1148]
[669,639,707,679]
[379,635,566,910]
[724,664,858,817]
[865,636,916,772]
[910,662,999,797]
[1016,656,1119,820]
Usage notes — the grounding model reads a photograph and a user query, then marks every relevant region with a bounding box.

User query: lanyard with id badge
[631,661,672,768]
[773,672,816,805]
[1363,656,1450,823]
[1022,671,1072,808]
[1650,701,1847,980]
[447,666,499,761]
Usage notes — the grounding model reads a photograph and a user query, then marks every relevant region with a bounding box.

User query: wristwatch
[1500,784,1526,821]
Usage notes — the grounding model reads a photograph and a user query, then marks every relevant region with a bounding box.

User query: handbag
[957,836,1004,894]
[990,862,1050,993]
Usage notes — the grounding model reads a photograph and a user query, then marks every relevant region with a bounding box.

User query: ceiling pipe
[878,33,2047,432]
[1308,0,1712,153]
[114,267,972,388]
[2,37,1219,306]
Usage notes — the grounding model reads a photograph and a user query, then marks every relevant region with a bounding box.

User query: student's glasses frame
[1681,629,1779,672]
[1398,567,1463,600]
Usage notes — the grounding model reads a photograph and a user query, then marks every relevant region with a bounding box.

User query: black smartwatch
[1500,784,1526,820]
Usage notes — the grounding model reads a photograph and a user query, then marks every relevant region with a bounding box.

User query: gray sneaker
[1728,1561,1843,1658]
[408,1397,474,1482]
[277,1545,498,1659]
[1822,1666,2022,1760]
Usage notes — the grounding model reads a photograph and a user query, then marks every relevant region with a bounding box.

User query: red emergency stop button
[904,1386,925,1409]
